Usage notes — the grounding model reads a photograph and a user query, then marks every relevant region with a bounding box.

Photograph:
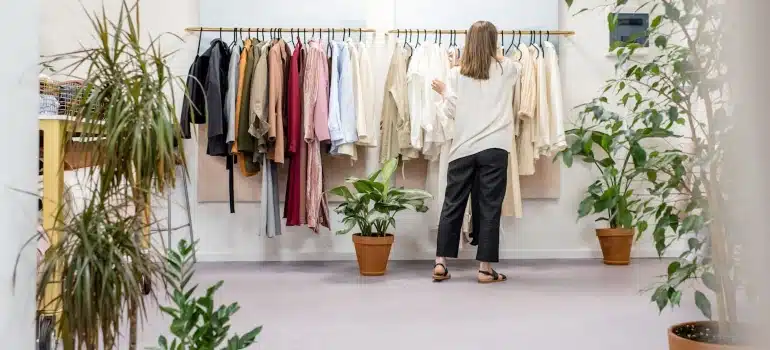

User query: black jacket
[180,47,210,139]
[203,39,231,157]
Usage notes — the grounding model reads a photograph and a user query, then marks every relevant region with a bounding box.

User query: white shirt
[543,41,567,155]
[355,41,376,147]
[440,57,521,162]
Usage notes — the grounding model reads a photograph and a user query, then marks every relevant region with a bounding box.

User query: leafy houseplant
[329,158,432,276]
[565,0,742,348]
[557,96,682,265]
[154,240,262,350]
[31,1,189,349]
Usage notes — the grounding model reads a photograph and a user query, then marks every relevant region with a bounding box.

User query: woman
[431,21,520,283]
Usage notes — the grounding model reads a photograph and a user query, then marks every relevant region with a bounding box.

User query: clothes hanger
[219,27,222,41]
[359,28,363,42]
[196,29,203,55]
[415,29,421,48]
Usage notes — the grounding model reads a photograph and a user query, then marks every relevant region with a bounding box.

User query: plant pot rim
[596,227,634,237]
[352,233,394,237]
[668,321,749,349]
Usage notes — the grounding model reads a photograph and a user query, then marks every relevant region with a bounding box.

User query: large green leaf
[377,158,399,183]
[578,197,595,218]
[652,286,669,312]
[329,186,354,200]
[701,272,718,293]
[694,290,712,319]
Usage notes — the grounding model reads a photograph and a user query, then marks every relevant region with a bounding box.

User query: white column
[0,0,40,348]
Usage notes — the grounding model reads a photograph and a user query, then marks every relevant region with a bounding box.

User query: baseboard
[195,247,684,262]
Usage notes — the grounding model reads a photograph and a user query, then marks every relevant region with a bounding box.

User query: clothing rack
[388,29,575,36]
[185,26,377,33]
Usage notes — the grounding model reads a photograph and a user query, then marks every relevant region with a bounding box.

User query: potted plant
[557,97,679,265]
[154,239,262,350]
[566,0,747,348]
[329,158,432,276]
[22,2,190,348]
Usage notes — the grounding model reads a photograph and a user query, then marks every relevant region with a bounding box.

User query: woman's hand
[431,79,446,96]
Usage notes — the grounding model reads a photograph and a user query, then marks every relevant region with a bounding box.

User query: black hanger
[359,28,363,42]
[327,28,332,56]
[403,29,410,49]
[415,29,421,47]
[219,27,223,40]
[196,29,203,55]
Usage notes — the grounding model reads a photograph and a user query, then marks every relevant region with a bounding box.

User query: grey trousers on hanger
[436,148,509,263]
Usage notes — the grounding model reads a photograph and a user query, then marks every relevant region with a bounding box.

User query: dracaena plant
[329,158,432,237]
[154,239,262,350]
[566,0,738,341]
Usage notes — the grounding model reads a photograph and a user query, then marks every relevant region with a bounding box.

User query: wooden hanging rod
[185,27,377,33]
[388,29,575,36]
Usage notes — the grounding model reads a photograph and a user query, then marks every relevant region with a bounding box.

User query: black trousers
[436,148,508,263]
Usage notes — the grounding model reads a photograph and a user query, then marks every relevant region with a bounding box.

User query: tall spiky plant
[35,185,164,350]
[37,1,189,349]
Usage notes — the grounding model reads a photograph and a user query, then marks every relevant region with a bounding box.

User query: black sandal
[477,269,507,284]
[432,263,451,282]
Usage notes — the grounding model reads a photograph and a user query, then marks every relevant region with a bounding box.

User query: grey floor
[131,259,701,350]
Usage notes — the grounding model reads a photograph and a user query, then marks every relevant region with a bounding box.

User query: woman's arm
[432,69,459,120]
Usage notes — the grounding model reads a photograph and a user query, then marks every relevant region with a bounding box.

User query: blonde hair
[460,21,500,80]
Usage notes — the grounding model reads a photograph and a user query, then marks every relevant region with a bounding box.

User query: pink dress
[303,41,331,232]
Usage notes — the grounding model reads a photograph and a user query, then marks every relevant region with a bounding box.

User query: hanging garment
[231,40,250,167]
[543,41,567,155]
[329,41,358,159]
[225,43,242,146]
[421,43,451,160]
[268,40,289,164]
[236,39,260,176]
[355,41,376,147]
[379,38,414,162]
[260,155,281,237]
[284,40,303,226]
[347,40,368,147]
[501,50,524,219]
[379,38,402,163]
[406,44,427,154]
[203,39,231,157]
[328,42,342,151]
[249,40,270,157]
[304,40,331,232]
[534,44,550,158]
[298,43,308,225]
[517,44,537,176]
[180,41,211,139]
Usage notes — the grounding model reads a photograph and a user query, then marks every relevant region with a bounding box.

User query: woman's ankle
[435,257,447,265]
[479,262,491,272]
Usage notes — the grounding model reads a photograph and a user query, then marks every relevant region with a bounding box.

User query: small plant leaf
[701,272,719,293]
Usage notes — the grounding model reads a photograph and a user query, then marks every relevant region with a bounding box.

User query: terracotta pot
[668,321,747,350]
[595,228,633,265]
[352,234,394,276]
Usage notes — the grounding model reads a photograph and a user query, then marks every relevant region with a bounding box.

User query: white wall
[1,0,39,347]
[41,0,682,262]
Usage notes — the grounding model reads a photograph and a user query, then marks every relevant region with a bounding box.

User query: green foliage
[154,240,262,350]
[329,158,432,237]
[567,0,735,328]
[557,98,684,232]
[33,187,163,350]
[47,1,187,201]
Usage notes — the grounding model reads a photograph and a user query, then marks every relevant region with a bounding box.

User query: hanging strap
[227,155,235,213]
